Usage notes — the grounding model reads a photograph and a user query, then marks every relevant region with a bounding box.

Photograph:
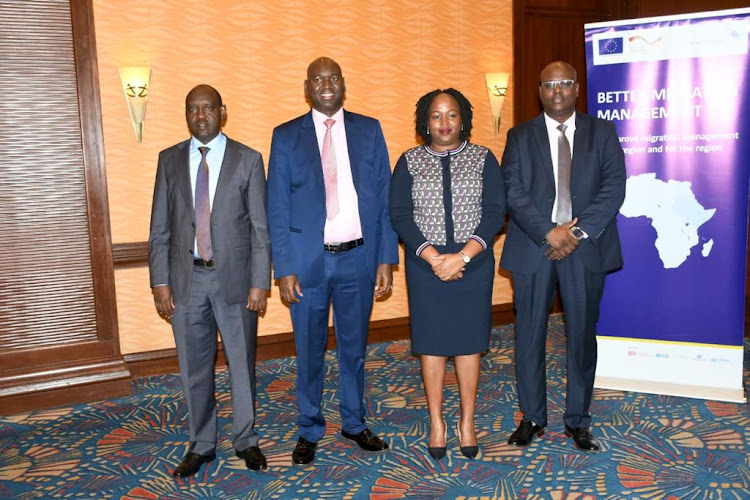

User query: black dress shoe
[341,428,389,452]
[173,451,216,477]
[236,445,267,471]
[292,437,317,466]
[456,420,479,459]
[507,419,545,447]
[564,425,601,451]
[427,419,447,460]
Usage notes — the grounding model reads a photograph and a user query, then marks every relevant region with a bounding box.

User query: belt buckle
[195,258,215,268]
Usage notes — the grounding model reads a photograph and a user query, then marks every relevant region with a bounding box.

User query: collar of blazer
[530,112,592,186]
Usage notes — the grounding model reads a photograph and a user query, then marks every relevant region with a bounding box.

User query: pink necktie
[322,118,339,220]
[195,146,213,261]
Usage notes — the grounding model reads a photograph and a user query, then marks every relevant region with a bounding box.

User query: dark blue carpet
[1,316,749,499]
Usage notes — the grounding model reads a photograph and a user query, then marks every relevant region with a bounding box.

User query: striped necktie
[322,118,339,220]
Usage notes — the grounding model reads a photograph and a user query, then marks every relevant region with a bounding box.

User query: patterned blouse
[390,141,505,256]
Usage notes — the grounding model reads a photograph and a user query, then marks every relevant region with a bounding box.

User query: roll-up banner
[585,8,749,402]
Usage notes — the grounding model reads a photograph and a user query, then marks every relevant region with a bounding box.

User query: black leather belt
[324,238,364,253]
[194,258,215,268]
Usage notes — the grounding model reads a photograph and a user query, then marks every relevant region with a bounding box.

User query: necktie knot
[557,123,567,133]
[324,118,335,130]
[198,146,210,156]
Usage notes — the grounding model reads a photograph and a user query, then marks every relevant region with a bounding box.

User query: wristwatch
[571,226,586,240]
[459,251,471,264]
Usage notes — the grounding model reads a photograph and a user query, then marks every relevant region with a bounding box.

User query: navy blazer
[500,112,626,274]
[267,110,399,287]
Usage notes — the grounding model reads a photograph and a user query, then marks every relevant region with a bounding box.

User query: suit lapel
[175,141,194,219]
[572,113,590,184]
[213,137,238,212]
[301,111,325,194]
[343,110,361,190]
[531,114,555,185]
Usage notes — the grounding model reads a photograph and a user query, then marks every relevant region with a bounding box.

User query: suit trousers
[290,245,374,443]
[511,248,606,429]
[171,265,259,455]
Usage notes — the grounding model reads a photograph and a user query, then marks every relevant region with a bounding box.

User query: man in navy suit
[267,57,399,466]
[500,61,626,451]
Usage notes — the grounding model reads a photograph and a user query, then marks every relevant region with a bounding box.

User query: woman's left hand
[431,253,465,281]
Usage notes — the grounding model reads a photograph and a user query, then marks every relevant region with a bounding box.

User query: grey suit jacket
[500,112,626,274]
[148,136,271,304]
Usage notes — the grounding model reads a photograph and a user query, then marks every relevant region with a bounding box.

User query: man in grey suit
[148,84,271,477]
[501,61,626,451]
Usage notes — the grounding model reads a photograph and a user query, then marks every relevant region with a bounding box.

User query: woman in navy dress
[390,88,505,460]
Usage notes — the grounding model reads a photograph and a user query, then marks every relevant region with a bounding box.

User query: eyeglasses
[541,79,575,91]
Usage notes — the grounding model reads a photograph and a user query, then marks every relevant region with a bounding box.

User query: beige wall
[93,0,514,354]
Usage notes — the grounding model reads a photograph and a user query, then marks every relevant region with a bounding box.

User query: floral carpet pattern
[1,316,749,499]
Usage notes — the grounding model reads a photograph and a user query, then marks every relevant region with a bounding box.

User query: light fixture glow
[118,67,151,142]
[485,72,510,134]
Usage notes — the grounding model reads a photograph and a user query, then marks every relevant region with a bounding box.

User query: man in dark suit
[267,57,398,466]
[500,61,626,451]
[148,85,271,477]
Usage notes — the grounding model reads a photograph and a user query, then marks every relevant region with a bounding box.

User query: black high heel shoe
[456,419,479,459]
[427,419,447,460]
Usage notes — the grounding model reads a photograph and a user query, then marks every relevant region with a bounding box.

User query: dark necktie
[555,123,572,224]
[322,118,339,220]
[195,146,213,261]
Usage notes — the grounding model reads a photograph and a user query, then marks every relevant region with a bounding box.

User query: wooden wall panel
[0,1,98,349]
[513,0,622,124]
[0,0,130,414]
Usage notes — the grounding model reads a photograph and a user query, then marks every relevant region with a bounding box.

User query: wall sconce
[485,72,509,134]
[118,67,151,142]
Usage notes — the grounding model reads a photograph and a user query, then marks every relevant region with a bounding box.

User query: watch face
[573,227,584,240]
[462,254,471,263]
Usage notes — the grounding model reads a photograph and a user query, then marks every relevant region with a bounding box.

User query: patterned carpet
[2,316,749,499]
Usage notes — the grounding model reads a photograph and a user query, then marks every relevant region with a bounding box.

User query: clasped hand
[431,253,465,281]
[545,218,579,261]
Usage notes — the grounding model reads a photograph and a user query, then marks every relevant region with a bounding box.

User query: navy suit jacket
[267,110,399,287]
[500,112,626,274]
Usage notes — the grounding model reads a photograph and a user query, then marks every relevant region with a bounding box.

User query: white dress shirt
[190,132,226,257]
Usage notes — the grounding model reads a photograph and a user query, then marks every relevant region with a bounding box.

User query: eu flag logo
[599,37,623,54]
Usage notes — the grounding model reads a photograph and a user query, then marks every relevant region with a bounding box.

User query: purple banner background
[586,11,750,346]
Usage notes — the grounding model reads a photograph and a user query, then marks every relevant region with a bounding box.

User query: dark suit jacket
[267,110,398,286]
[500,112,626,274]
[148,136,271,304]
